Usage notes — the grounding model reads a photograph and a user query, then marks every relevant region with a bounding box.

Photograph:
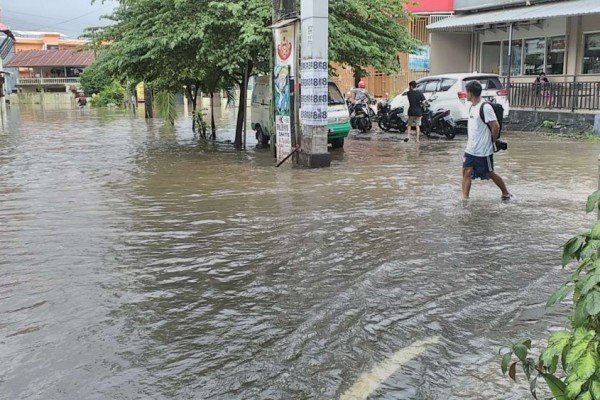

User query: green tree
[79,56,113,95]
[329,0,420,84]
[87,0,417,146]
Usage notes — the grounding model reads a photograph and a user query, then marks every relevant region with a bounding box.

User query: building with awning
[5,49,95,93]
[427,0,600,112]
[428,0,600,80]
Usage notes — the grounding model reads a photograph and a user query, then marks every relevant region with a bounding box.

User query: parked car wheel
[330,138,345,149]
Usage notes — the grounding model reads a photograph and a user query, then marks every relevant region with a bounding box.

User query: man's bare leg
[416,124,421,143]
[488,171,510,197]
[462,167,473,200]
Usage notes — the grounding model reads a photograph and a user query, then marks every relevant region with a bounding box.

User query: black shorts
[463,153,494,180]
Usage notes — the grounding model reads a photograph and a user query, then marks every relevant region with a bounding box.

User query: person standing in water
[406,81,425,142]
[462,81,512,201]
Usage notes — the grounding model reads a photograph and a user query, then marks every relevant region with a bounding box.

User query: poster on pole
[274,24,296,162]
[300,59,328,126]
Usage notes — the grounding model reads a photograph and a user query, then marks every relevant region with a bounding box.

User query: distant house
[4,31,94,94]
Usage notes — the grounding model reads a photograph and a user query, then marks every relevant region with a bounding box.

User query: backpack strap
[479,102,494,135]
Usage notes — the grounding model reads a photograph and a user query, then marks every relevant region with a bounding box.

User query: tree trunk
[210,92,217,140]
[186,86,199,133]
[353,71,362,88]
[144,86,153,119]
[235,62,252,149]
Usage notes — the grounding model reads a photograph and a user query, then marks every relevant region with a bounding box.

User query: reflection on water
[1,104,598,399]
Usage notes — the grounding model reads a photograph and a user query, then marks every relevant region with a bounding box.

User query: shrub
[501,191,600,399]
[89,82,126,108]
[80,61,113,96]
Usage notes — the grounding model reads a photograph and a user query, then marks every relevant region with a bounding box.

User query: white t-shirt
[465,101,497,157]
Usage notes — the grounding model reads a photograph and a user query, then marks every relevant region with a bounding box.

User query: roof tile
[6,49,95,68]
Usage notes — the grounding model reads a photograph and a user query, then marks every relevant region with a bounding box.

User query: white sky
[2,0,117,37]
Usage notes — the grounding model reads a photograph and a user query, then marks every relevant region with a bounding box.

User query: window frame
[422,79,441,93]
[582,30,600,75]
[480,34,567,77]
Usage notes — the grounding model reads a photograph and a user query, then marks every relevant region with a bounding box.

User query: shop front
[427,0,600,112]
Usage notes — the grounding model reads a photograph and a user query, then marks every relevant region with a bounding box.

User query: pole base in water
[298,152,331,168]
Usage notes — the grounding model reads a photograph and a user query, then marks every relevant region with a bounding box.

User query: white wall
[430,32,472,75]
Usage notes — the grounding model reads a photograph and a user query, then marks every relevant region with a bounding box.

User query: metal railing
[508,80,600,111]
[18,77,80,86]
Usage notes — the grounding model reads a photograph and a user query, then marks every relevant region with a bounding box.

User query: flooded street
[1,105,599,399]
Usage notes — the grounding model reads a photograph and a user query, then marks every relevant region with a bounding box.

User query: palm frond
[154,91,178,125]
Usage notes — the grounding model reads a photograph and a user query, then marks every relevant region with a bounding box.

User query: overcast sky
[2,0,117,37]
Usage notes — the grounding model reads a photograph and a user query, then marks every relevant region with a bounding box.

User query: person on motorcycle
[406,81,425,142]
[353,81,368,104]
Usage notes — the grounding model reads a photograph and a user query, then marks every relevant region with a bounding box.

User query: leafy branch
[501,190,600,400]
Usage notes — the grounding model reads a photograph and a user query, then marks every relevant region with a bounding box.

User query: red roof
[6,50,95,68]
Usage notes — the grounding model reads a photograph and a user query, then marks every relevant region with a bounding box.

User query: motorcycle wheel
[444,125,456,140]
[351,118,358,129]
[378,118,391,132]
[366,120,373,132]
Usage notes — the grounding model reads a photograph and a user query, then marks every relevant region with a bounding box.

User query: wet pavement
[1,105,598,399]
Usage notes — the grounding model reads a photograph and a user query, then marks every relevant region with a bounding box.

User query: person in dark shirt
[406,81,426,142]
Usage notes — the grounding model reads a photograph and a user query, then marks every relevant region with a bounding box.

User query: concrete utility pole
[298,0,330,168]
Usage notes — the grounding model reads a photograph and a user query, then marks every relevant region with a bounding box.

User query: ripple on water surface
[0,106,597,399]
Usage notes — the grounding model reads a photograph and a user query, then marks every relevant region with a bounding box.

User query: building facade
[331,0,455,98]
[4,31,92,94]
[427,0,600,112]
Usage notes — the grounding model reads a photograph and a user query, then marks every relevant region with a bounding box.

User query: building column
[566,16,582,77]
[298,0,331,168]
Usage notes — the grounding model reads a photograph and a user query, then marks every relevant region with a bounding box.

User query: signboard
[300,59,328,126]
[275,24,296,76]
[409,46,431,71]
[407,0,453,12]
[273,23,296,162]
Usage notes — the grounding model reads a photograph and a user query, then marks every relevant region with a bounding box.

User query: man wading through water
[462,81,512,201]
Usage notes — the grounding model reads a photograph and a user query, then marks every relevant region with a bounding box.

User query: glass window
[440,78,458,92]
[328,83,345,105]
[547,36,566,75]
[414,80,428,92]
[502,40,523,76]
[524,38,545,75]
[463,77,503,91]
[583,33,600,74]
[482,42,501,74]
[424,80,440,93]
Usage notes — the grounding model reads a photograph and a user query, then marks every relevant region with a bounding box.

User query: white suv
[390,73,510,128]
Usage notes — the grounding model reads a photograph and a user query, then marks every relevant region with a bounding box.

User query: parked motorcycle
[377,102,408,133]
[350,101,372,133]
[421,99,456,139]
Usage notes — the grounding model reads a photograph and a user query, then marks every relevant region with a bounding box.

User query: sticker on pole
[300,59,328,126]
[274,65,292,163]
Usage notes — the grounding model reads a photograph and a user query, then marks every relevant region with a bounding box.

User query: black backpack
[479,102,504,138]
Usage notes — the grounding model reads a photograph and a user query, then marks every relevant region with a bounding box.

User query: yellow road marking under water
[340,336,440,400]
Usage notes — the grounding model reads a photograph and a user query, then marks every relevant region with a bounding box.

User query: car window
[463,76,504,91]
[415,81,428,93]
[328,83,346,106]
[252,84,263,104]
[440,78,458,92]
[424,80,440,93]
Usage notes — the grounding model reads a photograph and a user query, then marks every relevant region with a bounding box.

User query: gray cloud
[3,0,117,37]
